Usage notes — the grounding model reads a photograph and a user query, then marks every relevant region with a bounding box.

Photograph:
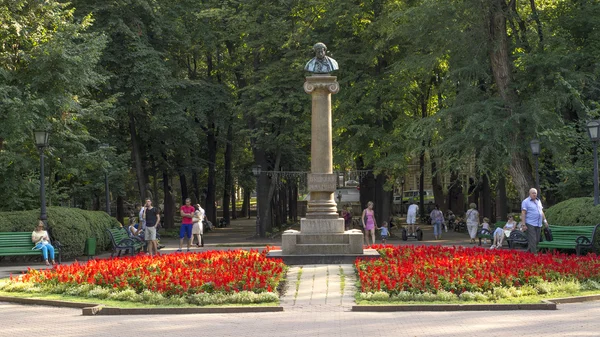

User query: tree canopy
[2,0,599,233]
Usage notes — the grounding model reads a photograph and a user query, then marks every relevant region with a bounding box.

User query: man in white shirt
[406,203,419,235]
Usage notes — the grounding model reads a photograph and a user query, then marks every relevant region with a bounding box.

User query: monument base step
[266,249,381,265]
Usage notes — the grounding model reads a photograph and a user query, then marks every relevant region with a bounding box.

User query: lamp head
[530,139,540,156]
[587,120,600,142]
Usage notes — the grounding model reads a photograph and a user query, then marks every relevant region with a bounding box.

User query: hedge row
[545,197,600,227]
[0,207,120,259]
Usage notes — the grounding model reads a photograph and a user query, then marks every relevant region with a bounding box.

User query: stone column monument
[278,43,364,259]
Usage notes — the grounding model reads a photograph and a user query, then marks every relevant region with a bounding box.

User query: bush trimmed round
[0,207,119,259]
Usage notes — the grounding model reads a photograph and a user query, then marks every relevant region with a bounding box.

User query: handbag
[543,227,553,241]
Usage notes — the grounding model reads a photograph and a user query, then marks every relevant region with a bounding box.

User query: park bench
[0,232,61,264]
[477,222,528,249]
[107,227,144,257]
[538,225,600,255]
[477,222,505,246]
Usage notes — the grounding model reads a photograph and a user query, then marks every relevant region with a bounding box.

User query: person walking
[466,203,480,244]
[406,202,418,236]
[142,198,160,256]
[361,201,377,246]
[178,198,195,252]
[31,220,55,266]
[430,205,444,240]
[521,188,549,254]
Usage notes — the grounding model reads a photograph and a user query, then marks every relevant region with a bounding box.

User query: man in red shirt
[178,198,196,252]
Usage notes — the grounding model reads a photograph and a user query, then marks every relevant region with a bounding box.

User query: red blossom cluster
[357,245,600,294]
[13,250,285,296]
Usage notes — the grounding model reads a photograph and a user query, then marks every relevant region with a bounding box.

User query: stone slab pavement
[1,300,600,336]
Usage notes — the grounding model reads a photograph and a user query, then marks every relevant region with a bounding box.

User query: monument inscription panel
[308,174,336,192]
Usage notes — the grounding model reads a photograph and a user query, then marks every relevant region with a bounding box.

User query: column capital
[304,75,339,94]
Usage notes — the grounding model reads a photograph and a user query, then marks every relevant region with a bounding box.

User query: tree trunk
[222,125,233,225]
[419,151,426,219]
[488,0,535,199]
[231,180,237,220]
[179,172,188,204]
[129,110,146,203]
[280,186,288,226]
[191,168,200,205]
[480,174,493,221]
[431,158,446,213]
[264,151,282,234]
[357,157,376,210]
[242,188,250,219]
[93,195,100,211]
[116,195,124,225]
[162,171,175,229]
[496,175,508,221]
[375,173,392,226]
[448,172,465,215]
[205,123,217,224]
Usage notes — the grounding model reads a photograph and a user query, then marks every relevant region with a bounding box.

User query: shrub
[0,207,119,259]
[545,198,600,226]
[545,198,600,252]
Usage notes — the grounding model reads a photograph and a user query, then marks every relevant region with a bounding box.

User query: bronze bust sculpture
[304,42,338,74]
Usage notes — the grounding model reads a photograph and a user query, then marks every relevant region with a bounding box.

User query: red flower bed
[13,250,285,296]
[357,245,600,294]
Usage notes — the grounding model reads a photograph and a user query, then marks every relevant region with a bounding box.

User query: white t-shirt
[407,204,418,215]
[194,208,205,222]
[139,208,146,228]
[482,222,490,230]
[32,230,49,244]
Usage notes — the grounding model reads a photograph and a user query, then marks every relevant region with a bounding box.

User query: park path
[280,264,357,312]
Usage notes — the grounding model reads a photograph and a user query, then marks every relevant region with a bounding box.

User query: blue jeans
[35,242,55,261]
[433,222,442,237]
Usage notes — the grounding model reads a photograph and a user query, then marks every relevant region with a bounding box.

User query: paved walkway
[281,264,356,312]
[1,300,600,336]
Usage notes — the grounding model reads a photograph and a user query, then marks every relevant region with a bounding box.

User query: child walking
[378,222,390,244]
[481,217,491,245]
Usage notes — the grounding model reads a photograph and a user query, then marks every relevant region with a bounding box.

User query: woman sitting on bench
[32,220,55,266]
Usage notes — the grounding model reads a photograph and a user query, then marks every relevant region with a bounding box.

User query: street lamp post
[34,130,50,226]
[530,139,541,193]
[252,164,262,237]
[587,120,600,206]
[99,144,110,215]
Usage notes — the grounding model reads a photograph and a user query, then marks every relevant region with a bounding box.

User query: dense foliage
[0,207,118,258]
[545,197,600,226]
[2,0,599,229]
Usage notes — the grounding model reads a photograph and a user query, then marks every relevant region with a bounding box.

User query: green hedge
[0,207,120,259]
[545,198,600,253]
[545,197,600,226]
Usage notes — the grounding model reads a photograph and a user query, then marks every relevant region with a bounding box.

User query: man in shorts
[406,202,418,235]
[142,198,160,256]
[178,198,195,252]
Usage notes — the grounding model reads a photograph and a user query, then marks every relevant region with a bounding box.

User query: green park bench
[106,227,144,257]
[0,232,61,264]
[538,224,600,255]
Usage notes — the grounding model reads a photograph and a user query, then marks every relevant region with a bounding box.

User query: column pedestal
[272,75,364,261]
